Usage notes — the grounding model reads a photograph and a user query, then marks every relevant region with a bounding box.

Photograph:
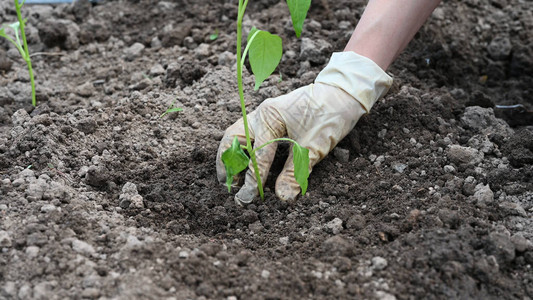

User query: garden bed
[0,0,532,299]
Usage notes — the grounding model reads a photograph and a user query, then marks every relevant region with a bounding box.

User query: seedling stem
[236,0,265,199]
[14,0,36,106]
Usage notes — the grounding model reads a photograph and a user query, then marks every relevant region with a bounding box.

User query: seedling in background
[0,0,37,106]
[160,100,183,118]
[209,29,219,41]
[221,0,311,200]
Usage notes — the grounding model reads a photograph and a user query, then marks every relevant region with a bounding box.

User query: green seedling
[160,100,183,118]
[209,29,219,41]
[221,0,311,200]
[142,73,152,80]
[0,0,36,106]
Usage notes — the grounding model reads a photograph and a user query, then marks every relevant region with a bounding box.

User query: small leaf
[8,22,22,48]
[166,107,183,113]
[210,29,219,41]
[8,22,20,31]
[292,143,310,195]
[222,136,250,192]
[248,30,282,91]
[160,101,183,118]
[0,28,6,38]
[160,107,183,118]
[286,0,311,38]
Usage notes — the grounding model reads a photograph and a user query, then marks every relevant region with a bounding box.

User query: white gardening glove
[216,51,392,204]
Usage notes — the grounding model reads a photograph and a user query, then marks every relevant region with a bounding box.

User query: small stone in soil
[325,218,343,234]
[334,147,350,162]
[25,246,40,258]
[179,250,189,259]
[375,291,397,300]
[447,145,483,166]
[322,236,354,257]
[26,179,48,202]
[443,165,455,173]
[392,162,407,173]
[511,234,531,252]
[119,197,131,209]
[473,184,494,205]
[498,201,527,217]
[40,204,56,213]
[76,82,94,97]
[0,231,12,248]
[150,64,165,76]
[487,35,512,60]
[248,221,264,234]
[122,182,138,194]
[218,51,235,66]
[130,194,144,209]
[371,256,388,270]
[194,43,210,59]
[124,42,145,61]
[81,288,101,298]
[72,239,96,256]
[299,37,332,64]
[12,109,31,127]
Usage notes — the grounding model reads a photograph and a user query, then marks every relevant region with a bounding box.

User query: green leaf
[160,100,183,118]
[248,30,282,91]
[247,26,259,43]
[286,0,311,38]
[166,107,183,113]
[209,29,219,41]
[8,22,22,48]
[292,143,310,195]
[221,136,250,192]
[0,27,21,53]
[8,22,20,31]
[160,107,183,118]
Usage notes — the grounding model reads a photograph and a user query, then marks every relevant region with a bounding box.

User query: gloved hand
[216,51,393,204]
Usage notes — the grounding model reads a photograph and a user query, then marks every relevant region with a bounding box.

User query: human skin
[345,0,442,71]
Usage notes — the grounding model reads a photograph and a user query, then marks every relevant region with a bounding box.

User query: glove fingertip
[275,178,301,202]
[235,184,257,205]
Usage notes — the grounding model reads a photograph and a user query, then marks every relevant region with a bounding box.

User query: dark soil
[1,0,532,299]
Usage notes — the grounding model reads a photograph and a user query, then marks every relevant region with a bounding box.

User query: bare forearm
[345,0,441,70]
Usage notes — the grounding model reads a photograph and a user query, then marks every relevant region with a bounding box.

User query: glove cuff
[315,51,393,112]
